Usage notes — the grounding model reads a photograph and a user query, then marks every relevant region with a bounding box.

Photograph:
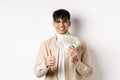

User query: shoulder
[40,36,56,46]
[71,34,86,44]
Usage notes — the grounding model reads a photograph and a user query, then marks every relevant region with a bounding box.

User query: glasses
[54,20,70,24]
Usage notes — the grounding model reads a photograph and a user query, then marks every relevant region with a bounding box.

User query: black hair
[53,9,70,21]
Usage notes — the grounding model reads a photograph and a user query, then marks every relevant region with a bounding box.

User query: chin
[57,30,67,34]
[59,32,67,34]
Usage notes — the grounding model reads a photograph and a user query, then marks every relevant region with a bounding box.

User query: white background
[0,0,120,80]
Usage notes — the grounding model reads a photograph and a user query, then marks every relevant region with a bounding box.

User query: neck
[56,31,70,39]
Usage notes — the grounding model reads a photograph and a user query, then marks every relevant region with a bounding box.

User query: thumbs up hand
[46,49,56,67]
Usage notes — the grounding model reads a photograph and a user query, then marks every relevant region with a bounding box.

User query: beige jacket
[34,35,93,80]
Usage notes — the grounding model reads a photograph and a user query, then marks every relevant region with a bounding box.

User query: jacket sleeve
[74,41,93,77]
[34,42,50,77]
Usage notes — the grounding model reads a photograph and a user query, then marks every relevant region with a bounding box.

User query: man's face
[53,18,71,34]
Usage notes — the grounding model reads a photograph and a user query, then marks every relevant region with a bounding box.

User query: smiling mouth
[59,28,65,30]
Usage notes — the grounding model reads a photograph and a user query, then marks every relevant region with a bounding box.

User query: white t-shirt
[56,32,69,80]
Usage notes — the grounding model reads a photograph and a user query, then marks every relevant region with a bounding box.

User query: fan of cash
[58,35,81,49]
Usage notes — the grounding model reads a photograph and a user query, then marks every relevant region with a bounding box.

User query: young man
[34,9,93,80]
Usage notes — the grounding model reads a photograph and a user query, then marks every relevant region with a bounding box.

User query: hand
[68,48,78,65]
[46,49,56,67]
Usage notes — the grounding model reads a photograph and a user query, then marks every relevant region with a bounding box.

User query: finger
[69,48,78,55]
[49,49,52,56]
[68,48,74,54]
[50,61,56,64]
[50,63,55,66]
[70,49,76,54]
[48,57,55,61]
[68,49,78,57]
[68,50,74,56]
[49,61,56,66]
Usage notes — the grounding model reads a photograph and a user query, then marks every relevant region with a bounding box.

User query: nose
[59,22,64,26]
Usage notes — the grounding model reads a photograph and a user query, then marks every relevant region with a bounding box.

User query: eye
[63,20,68,23]
[54,20,70,24]
[54,20,61,23]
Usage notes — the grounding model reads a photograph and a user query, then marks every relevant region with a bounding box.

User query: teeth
[60,28,64,30]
